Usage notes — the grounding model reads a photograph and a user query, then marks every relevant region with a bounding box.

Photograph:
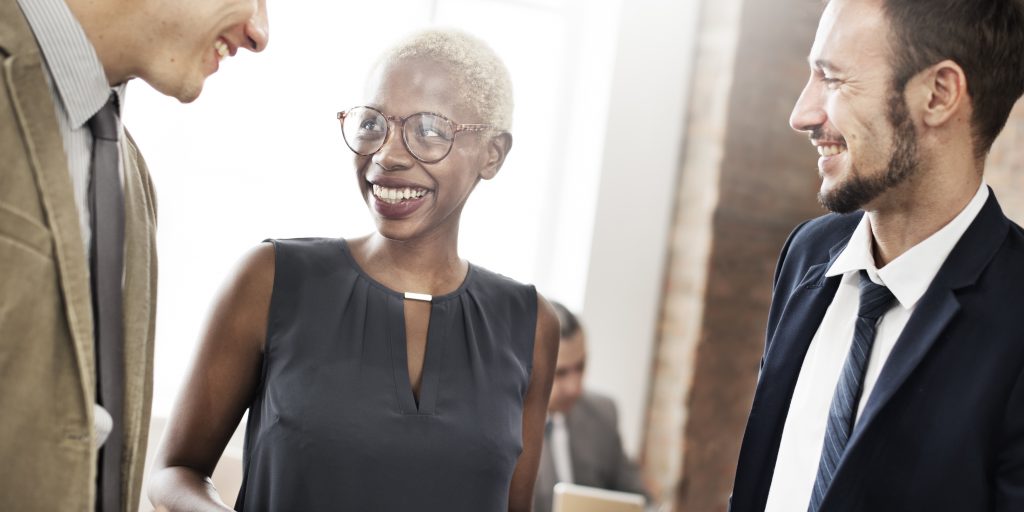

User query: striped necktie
[808,270,896,511]
[88,93,124,512]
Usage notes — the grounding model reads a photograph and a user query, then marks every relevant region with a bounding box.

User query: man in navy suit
[730,0,1024,511]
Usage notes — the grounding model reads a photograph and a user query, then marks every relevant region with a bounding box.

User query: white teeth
[372,184,428,204]
[816,144,847,157]
[214,40,229,60]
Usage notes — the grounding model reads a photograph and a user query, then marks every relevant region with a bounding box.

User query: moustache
[809,126,847,146]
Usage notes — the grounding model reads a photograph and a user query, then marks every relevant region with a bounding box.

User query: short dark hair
[549,301,582,339]
[881,0,1024,160]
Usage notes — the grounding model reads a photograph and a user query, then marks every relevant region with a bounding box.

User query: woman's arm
[507,292,561,512]
[148,243,275,511]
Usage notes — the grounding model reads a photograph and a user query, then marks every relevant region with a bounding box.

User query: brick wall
[640,0,745,505]
[643,0,824,509]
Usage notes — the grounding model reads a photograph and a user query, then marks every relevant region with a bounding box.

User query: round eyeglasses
[337,106,493,164]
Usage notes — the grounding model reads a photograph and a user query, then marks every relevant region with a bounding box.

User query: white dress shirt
[16,0,126,254]
[550,412,575,484]
[765,183,989,511]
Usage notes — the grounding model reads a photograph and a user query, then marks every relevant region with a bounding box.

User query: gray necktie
[88,93,124,512]
[808,270,896,511]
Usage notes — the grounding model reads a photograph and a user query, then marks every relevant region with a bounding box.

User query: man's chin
[173,81,204,104]
[818,175,887,214]
[148,75,204,104]
[818,189,862,214]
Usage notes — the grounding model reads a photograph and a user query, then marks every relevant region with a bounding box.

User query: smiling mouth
[371,183,430,204]
[816,143,847,157]
[214,38,233,62]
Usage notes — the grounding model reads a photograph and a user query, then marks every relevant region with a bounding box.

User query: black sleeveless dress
[234,238,538,511]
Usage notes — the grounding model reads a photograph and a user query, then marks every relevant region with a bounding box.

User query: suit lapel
[845,192,1009,454]
[0,0,37,57]
[3,40,95,415]
[737,238,848,506]
[566,403,594,485]
[846,290,958,450]
[761,262,837,380]
[566,407,581,483]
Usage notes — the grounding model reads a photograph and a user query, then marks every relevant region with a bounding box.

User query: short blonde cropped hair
[375,28,514,132]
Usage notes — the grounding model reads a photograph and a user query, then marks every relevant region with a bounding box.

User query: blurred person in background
[533,301,653,512]
[731,0,1024,510]
[147,29,559,512]
[0,0,268,510]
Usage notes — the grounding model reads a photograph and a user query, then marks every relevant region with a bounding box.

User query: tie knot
[88,93,120,142]
[857,270,896,321]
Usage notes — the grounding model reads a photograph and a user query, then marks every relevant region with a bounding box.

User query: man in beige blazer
[0,0,268,509]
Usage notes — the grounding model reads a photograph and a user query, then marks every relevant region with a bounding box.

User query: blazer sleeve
[124,130,157,225]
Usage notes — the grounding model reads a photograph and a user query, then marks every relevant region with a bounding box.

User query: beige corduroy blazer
[0,0,158,509]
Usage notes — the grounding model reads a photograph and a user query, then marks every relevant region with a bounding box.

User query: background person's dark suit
[533,392,649,512]
[730,191,1024,511]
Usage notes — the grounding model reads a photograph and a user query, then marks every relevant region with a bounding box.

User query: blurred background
[124,0,1024,510]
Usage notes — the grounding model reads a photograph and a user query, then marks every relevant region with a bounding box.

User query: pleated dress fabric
[234,238,538,512]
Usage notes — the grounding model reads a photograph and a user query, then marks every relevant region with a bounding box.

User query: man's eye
[822,77,841,89]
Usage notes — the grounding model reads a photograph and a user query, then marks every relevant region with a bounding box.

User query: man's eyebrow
[811,58,843,73]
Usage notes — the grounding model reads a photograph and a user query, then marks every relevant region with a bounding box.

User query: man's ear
[479,132,513,181]
[916,59,969,129]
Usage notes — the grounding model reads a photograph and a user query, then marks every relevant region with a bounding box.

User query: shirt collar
[826,181,989,309]
[16,0,125,128]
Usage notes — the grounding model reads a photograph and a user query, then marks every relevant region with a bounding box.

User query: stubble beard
[818,87,920,214]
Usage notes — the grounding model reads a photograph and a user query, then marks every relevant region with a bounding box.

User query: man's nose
[243,0,270,53]
[789,80,826,133]
[567,376,584,398]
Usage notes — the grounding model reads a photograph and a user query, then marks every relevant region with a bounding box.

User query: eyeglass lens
[341,107,456,163]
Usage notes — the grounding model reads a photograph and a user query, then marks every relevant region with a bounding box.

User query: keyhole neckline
[338,239,475,303]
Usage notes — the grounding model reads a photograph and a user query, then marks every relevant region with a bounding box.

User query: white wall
[581,0,701,457]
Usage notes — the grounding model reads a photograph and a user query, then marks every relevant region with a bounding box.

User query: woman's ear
[479,132,513,180]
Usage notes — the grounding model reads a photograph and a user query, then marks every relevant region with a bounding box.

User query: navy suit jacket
[731,190,1024,511]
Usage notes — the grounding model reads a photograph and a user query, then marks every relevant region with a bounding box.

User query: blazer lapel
[736,237,848,506]
[3,47,95,415]
[566,404,596,485]
[0,0,37,57]
[845,291,958,449]
[846,191,1010,452]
